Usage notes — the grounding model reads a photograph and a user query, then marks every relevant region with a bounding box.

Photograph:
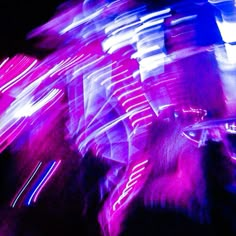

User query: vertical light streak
[11,162,42,208]
[27,161,57,205]
[33,160,61,203]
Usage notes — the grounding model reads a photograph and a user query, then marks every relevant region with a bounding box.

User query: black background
[0,1,66,58]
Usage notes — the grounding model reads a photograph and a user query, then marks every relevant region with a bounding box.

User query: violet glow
[112,159,149,211]
[26,160,60,206]
[0,0,236,235]
[0,59,38,93]
[32,160,61,203]
[99,157,151,236]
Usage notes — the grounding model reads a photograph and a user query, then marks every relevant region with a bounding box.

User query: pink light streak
[111,80,137,96]
[112,159,148,212]
[131,113,153,128]
[99,158,150,236]
[32,160,61,203]
[0,57,9,68]
[121,93,145,107]
[0,58,38,93]
[118,86,142,101]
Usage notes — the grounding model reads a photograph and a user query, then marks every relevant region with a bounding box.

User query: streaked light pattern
[0,0,236,236]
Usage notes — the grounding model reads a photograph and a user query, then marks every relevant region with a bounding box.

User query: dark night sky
[0,0,193,58]
[0,1,66,58]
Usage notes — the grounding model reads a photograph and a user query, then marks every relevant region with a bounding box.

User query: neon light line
[11,162,42,208]
[182,132,199,145]
[118,86,142,101]
[0,57,9,68]
[100,69,128,86]
[131,114,153,127]
[72,55,105,76]
[1,60,38,93]
[129,106,151,119]
[112,160,148,211]
[140,8,171,22]
[111,81,137,96]
[125,100,147,112]
[121,93,145,106]
[106,75,132,90]
[27,161,56,205]
[33,160,61,203]
[132,159,148,171]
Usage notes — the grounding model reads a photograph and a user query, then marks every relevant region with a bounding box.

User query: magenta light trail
[125,100,147,112]
[117,86,143,101]
[1,59,38,93]
[0,55,34,90]
[131,113,153,127]
[27,161,57,205]
[129,106,151,119]
[33,160,61,203]
[121,93,145,107]
[0,57,9,68]
[111,81,138,96]
[112,159,148,211]
[49,54,85,77]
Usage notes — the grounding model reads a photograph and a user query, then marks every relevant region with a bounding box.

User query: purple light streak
[27,160,61,205]
[11,162,42,208]
[1,1,236,236]
[32,160,61,203]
